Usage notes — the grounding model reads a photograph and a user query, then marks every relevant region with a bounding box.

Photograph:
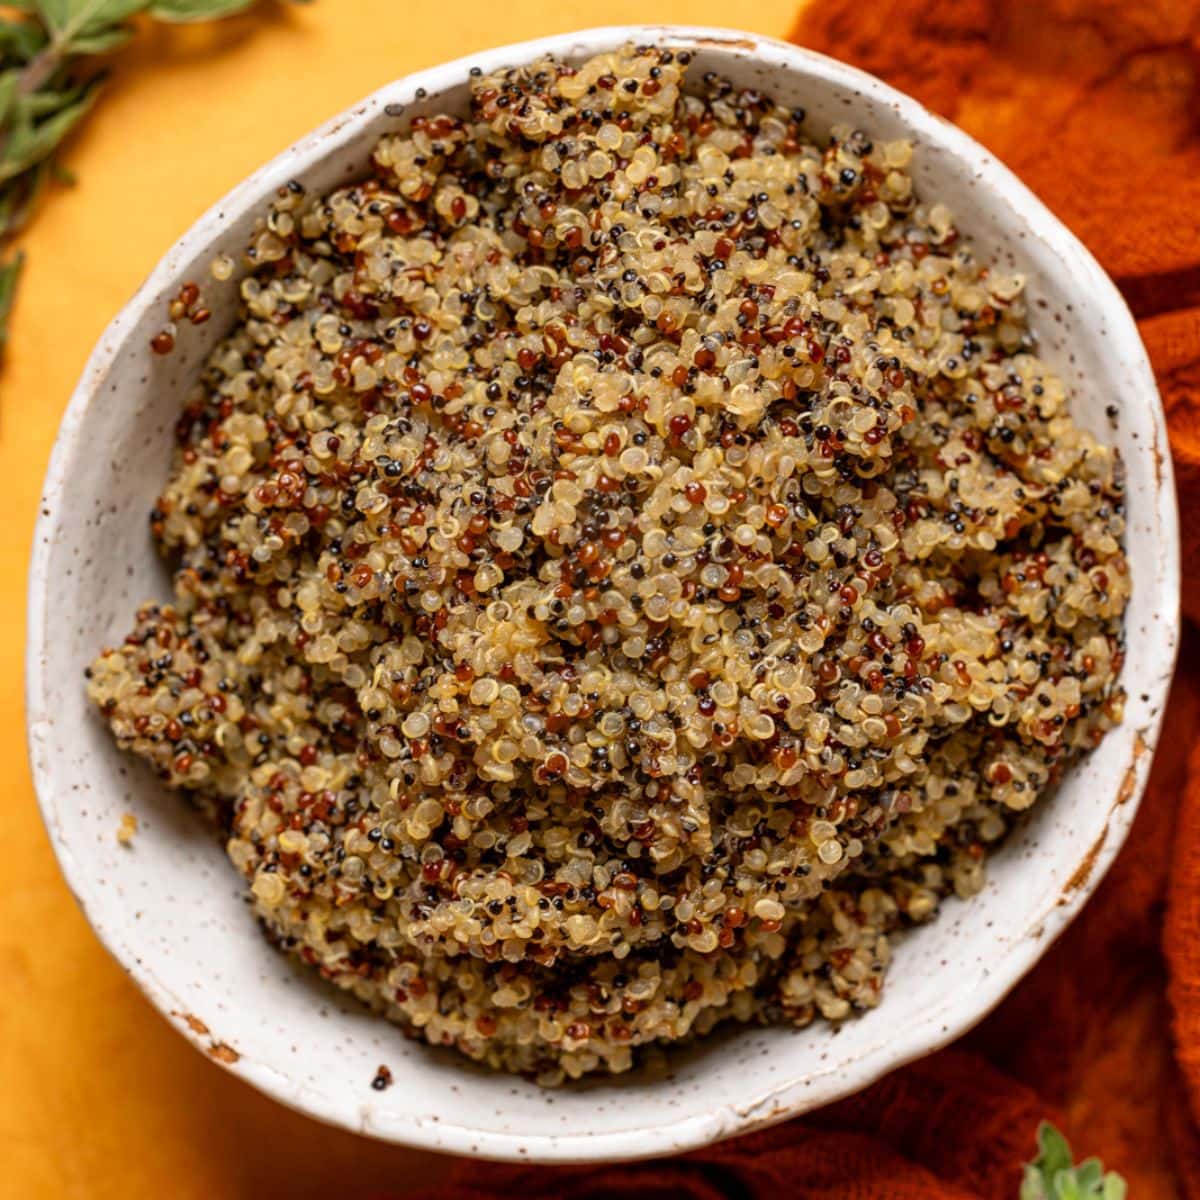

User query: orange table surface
[0,4,803,1197]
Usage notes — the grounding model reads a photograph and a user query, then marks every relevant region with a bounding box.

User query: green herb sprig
[1021,1122,1128,1200]
[0,0,297,360]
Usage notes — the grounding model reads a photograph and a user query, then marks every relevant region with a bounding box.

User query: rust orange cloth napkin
[421,2,1200,1193]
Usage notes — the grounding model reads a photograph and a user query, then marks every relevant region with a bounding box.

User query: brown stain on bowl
[172,1011,239,1061]
[208,1042,241,1064]
[1059,730,1149,903]
[1061,827,1107,897]
[172,1010,210,1037]
[1117,732,1149,805]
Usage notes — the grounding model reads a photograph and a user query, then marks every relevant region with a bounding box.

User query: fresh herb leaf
[69,25,136,53]
[1103,1177,1127,1200]
[0,16,48,64]
[0,70,20,125]
[36,0,145,39]
[19,82,93,117]
[0,85,98,183]
[75,0,152,36]
[32,0,73,36]
[148,0,258,21]
[1036,1124,1074,1180]
[0,249,25,354]
[1020,1123,1127,1200]
[0,156,53,238]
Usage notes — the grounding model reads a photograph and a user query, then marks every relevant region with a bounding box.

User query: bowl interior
[27,27,1178,1161]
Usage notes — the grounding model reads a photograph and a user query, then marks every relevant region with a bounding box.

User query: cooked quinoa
[88,45,1129,1084]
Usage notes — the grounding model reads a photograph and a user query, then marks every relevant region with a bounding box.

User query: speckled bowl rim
[28,25,1181,1163]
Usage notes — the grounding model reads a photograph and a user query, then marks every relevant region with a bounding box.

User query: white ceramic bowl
[28,25,1180,1163]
